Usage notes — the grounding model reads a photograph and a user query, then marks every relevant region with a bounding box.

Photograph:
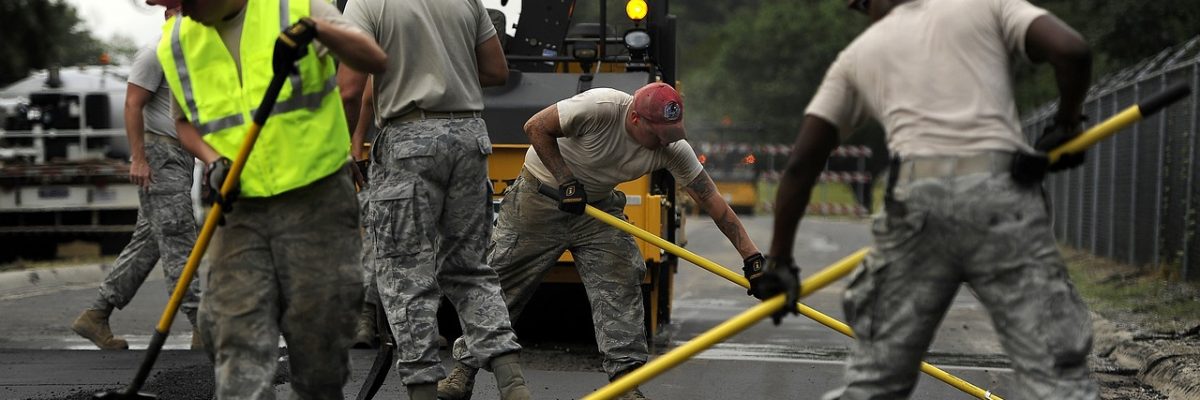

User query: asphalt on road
[1,216,1040,399]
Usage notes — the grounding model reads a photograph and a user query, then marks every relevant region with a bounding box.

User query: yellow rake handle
[581,208,1005,400]
[1048,82,1191,163]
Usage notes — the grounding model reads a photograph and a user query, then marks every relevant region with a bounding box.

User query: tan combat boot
[352,302,377,349]
[491,353,532,400]
[437,361,479,400]
[611,368,649,400]
[407,383,437,400]
[71,309,129,350]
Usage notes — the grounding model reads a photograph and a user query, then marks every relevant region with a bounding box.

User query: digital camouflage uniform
[95,137,201,322]
[368,118,521,385]
[453,171,648,378]
[199,171,364,400]
[838,156,1097,399]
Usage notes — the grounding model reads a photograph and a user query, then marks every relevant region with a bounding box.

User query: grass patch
[756,180,886,215]
[1063,247,1200,335]
[0,256,116,273]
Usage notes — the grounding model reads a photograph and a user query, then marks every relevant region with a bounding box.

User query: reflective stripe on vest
[157,0,349,197]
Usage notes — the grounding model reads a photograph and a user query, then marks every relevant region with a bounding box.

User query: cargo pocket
[843,256,881,340]
[1035,278,1093,369]
[370,181,425,259]
[476,134,493,156]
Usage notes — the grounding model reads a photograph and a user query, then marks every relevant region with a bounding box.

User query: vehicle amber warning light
[626,0,648,22]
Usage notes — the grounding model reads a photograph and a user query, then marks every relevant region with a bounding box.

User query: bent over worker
[340,0,532,398]
[760,0,1097,399]
[73,7,202,351]
[150,0,386,397]
[439,83,765,400]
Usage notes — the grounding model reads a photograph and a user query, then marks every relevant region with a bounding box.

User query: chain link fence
[1022,37,1200,280]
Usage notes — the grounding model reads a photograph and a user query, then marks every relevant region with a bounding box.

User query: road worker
[148,0,386,396]
[72,7,203,351]
[340,0,533,398]
[760,0,1097,398]
[439,83,766,400]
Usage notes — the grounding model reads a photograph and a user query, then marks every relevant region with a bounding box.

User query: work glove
[352,158,370,188]
[203,157,239,224]
[751,256,801,326]
[1011,117,1087,186]
[742,253,767,299]
[558,178,588,215]
[273,17,318,76]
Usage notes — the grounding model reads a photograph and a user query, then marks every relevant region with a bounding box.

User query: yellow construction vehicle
[460,0,681,341]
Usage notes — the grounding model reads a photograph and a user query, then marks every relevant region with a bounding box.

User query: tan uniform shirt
[805,0,1048,158]
[129,41,177,138]
[343,0,496,122]
[524,88,705,200]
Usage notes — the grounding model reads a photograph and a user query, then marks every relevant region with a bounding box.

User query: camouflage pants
[367,118,520,385]
[453,171,648,378]
[200,171,363,400]
[97,137,201,318]
[836,169,1097,400]
[357,189,378,305]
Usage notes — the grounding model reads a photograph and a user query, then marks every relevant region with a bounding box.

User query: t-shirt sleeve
[475,0,497,45]
[994,0,1049,60]
[804,51,867,139]
[340,0,376,37]
[127,45,164,93]
[313,0,367,57]
[661,140,704,184]
[555,89,622,139]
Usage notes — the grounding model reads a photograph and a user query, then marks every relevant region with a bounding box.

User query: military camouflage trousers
[367,118,520,385]
[200,171,363,400]
[453,171,648,378]
[97,137,201,318]
[834,171,1098,400]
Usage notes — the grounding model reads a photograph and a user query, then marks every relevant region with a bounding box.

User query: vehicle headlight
[623,29,651,51]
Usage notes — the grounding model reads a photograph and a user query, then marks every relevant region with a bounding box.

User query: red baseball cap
[632,83,684,132]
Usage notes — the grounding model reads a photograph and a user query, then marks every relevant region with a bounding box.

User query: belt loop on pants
[894,151,1014,185]
[144,133,181,147]
[383,109,483,126]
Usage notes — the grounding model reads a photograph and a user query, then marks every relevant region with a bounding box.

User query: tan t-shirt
[344,0,496,122]
[805,0,1048,157]
[524,88,705,200]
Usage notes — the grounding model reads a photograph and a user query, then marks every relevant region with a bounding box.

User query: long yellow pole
[581,209,1004,399]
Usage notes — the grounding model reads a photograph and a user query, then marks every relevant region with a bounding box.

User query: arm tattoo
[687,172,718,201]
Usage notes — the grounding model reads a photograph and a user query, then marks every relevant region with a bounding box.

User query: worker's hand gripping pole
[96,22,310,399]
[1049,82,1191,163]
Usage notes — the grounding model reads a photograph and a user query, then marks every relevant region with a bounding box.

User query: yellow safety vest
[157,0,348,197]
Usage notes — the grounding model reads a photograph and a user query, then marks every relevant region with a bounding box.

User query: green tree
[684,0,865,143]
[0,0,104,86]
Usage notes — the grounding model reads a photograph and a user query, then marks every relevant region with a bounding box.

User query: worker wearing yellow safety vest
[761,0,1097,399]
[149,0,386,397]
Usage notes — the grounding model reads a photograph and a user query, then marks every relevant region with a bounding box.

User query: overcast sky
[65,0,523,48]
[65,0,166,47]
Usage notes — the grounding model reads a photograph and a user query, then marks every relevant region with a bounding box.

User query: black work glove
[273,17,318,76]
[558,178,587,215]
[1011,118,1087,186]
[203,157,239,223]
[742,253,767,299]
[751,256,801,326]
[353,158,370,187]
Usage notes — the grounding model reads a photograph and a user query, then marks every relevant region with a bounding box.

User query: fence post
[1129,83,1140,265]
[1186,63,1199,279]
[1154,74,1167,267]
[1092,100,1101,254]
[1107,93,1117,259]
